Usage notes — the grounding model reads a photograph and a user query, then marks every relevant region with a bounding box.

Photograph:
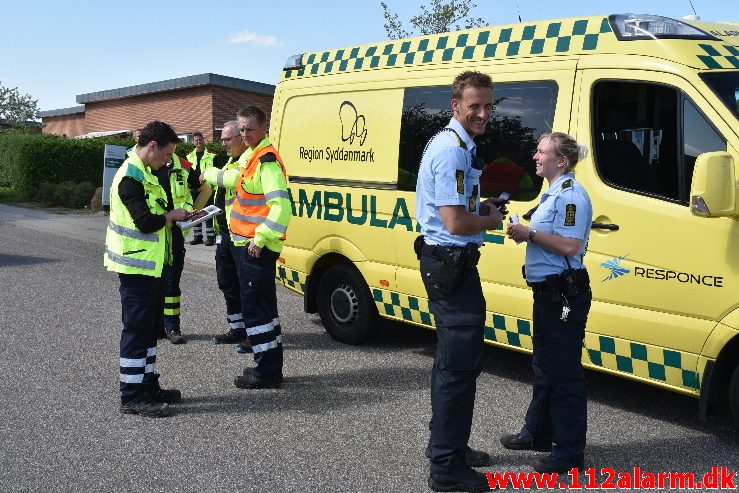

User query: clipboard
[177,204,223,230]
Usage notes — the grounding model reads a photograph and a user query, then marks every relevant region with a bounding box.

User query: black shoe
[425,445,491,468]
[166,330,187,344]
[190,236,203,245]
[234,372,281,389]
[235,340,252,353]
[120,395,172,417]
[534,454,584,474]
[428,467,490,492]
[150,387,182,404]
[204,237,215,246]
[242,367,283,383]
[213,329,247,344]
[500,432,552,452]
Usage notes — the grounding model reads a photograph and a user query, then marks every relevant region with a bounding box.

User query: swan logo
[339,101,367,146]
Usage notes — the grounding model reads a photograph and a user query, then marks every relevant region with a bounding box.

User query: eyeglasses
[221,135,239,144]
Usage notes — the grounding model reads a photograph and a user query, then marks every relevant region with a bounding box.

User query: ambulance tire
[730,364,739,428]
[317,264,380,345]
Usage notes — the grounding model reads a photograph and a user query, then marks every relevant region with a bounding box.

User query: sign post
[102,145,128,207]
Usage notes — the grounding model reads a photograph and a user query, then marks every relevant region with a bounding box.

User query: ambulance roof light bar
[609,14,718,41]
[283,54,304,71]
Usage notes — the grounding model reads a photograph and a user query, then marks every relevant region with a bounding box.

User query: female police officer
[502,132,592,474]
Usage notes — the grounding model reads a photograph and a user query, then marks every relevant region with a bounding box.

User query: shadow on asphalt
[0,253,60,267]
[176,365,430,416]
[297,316,737,440]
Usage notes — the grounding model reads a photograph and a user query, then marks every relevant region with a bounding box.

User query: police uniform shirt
[525,173,593,283]
[415,118,483,247]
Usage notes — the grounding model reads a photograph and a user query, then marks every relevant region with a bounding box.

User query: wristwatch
[528,228,538,242]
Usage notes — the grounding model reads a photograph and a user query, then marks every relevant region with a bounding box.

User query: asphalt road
[0,204,737,493]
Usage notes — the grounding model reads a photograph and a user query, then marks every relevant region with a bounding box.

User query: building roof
[75,73,275,104]
[39,106,86,118]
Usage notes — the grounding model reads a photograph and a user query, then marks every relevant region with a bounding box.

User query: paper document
[177,205,223,230]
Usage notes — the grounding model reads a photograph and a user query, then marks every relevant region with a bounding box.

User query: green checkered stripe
[371,288,533,349]
[371,287,702,393]
[584,333,700,393]
[373,288,435,326]
[283,18,612,80]
[696,43,739,69]
[276,265,307,294]
[484,313,533,350]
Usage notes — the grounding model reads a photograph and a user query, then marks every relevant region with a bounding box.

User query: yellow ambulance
[270,13,739,426]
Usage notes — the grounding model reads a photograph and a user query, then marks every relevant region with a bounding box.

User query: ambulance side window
[682,98,726,198]
[397,81,558,202]
[593,81,725,204]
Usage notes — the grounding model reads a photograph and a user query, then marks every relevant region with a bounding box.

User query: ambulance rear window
[701,72,739,120]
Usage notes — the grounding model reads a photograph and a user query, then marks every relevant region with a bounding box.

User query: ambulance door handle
[591,222,619,231]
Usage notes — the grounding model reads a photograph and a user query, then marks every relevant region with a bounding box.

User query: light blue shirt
[525,173,592,282]
[415,118,483,247]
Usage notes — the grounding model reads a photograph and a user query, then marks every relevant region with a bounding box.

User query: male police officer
[415,71,505,492]
[104,121,188,417]
[204,121,252,346]
[187,131,217,245]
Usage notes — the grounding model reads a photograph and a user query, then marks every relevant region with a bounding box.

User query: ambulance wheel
[317,264,379,345]
[730,364,739,428]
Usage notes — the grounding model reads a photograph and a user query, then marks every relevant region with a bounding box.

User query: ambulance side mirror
[690,152,738,218]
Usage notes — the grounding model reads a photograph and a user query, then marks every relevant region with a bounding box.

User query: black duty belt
[527,269,590,294]
[420,243,466,262]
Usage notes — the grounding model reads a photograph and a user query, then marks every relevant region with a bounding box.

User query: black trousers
[119,273,163,401]
[523,288,591,461]
[238,246,283,379]
[161,228,185,333]
[215,232,246,332]
[420,254,485,475]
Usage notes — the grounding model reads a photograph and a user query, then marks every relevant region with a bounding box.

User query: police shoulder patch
[456,169,465,194]
[561,179,573,190]
[564,204,576,226]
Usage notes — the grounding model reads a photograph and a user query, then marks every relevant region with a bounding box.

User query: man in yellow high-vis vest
[186,132,217,245]
[203,120,252,347]
[230,105,291,389]
[104,121,188,418]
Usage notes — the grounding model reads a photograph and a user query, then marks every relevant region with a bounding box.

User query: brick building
[39,73,275,141]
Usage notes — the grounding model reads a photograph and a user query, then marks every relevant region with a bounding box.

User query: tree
[0,82,39,124]
[381,0,486,40]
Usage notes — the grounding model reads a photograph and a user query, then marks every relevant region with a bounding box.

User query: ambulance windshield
[701,72,739,121]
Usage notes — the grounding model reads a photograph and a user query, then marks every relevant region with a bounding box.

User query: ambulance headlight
[610,14,717,41]
[283,54,304,71]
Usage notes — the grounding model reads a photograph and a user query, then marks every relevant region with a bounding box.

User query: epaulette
[259,152,278,163]
[420,127,467,162]
[561,179,573,190]
[179,157,193,171]
[124,163,145,183]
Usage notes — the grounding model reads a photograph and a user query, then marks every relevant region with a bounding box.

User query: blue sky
[0,0,733,112]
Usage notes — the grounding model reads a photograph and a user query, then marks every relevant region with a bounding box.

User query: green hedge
[0,134,227,201]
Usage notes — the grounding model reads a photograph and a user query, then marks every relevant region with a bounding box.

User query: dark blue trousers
[162,228,185,333]
[523,289,591,461]
[420,254,485,475]
[238,246,283,379]
[119,273,163,402]
[215,232,246,333]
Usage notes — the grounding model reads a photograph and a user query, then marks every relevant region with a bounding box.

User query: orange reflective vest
[230,145,288,241]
